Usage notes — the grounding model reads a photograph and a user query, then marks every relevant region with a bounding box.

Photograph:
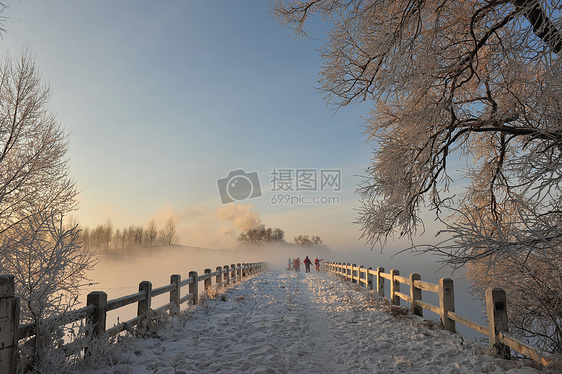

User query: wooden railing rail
[0,262,266,374]
[323,261,554,367]
[17,304,97,341]
[106,291,146,312]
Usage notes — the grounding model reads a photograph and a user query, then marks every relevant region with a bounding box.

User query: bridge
[80,270,542,373]
[0,262,553,373]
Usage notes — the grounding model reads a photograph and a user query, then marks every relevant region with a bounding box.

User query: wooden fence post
[204,269,212,290]
[189,271,198,304]
[410,273,422,316]
[170,274,181,313]
[231,264,236,283]
[216,266,223,287]
[390,269,400,306]
[358,265,364,287]
[367,267,373,290]
[237,263,242,282]
[138,281,152,329]
[87,291,107,336]
[224,265,230,285]
[0,275,19,374]
[351,264,357,283]
[377,267,385,297]
[438,278,456,332]
[486,287,510,359]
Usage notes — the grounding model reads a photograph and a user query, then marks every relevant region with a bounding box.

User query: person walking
[287,258,292,271]
[294,257,301,272]
[304,256,312,273]
[314,257,323,273]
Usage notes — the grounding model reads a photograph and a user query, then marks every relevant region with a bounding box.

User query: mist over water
[81,244,486,342]
[82,244,335,297]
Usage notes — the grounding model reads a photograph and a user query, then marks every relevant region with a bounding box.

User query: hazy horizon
[1,0,450,254]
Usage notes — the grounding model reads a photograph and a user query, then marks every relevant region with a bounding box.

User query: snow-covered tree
[0,211,97,370]
[275,0,562,352]
[0,49,78,233]
[0,50,95,366]
[0,2,7,34]
[1,211,94,322]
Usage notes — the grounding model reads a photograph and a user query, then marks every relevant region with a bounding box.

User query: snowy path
[84,271,540,374]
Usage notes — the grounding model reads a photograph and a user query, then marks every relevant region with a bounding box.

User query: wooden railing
[324,261,555,367]
[0,262,266,374]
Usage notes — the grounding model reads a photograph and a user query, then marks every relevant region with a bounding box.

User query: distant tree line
[80,218,178,250]
[238,226,327,248]
[294,235,325,247]
[238,227,285,245]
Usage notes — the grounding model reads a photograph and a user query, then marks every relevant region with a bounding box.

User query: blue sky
[1,1,432,251]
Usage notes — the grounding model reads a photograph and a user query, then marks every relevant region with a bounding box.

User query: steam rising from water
[81,243,334,326]
[85,243,335,298]
[81,243,480,340]
[150,203,263,249]
[216,204,264,231]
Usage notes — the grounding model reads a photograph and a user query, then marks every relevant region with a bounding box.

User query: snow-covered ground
[83,270,543,374]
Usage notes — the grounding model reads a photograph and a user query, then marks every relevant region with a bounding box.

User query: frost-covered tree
[0,211,97,370]
[0,2,8,34]
[0,212,94,322]
[275,0,562,352]
[0,49,77,233]
[0,50,94,366]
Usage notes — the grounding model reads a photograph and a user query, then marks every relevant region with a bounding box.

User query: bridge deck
[83,271,538,373]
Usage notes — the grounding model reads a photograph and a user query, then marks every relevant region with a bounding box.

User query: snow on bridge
[83,271,540,374]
